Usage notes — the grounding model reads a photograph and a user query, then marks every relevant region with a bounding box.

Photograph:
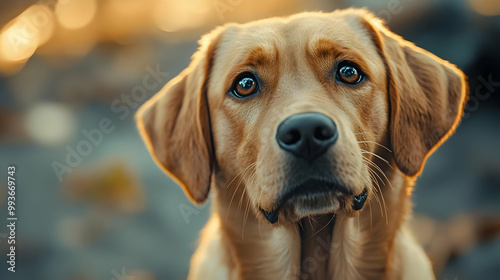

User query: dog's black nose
[276,112,338,161]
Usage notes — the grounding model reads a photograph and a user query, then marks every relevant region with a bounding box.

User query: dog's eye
[231,73,259,98]
[336,62,363,84]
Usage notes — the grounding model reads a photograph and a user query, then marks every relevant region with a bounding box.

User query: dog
[136,8,468,280]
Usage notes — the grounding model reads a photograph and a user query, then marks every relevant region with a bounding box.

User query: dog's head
[136,9,468,225]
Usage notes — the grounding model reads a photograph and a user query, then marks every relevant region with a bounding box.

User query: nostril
[281,129,301,145]
[314,126,335,141]
[276,112,338,161]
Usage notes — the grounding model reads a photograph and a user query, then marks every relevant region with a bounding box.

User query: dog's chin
[284,192,341,220]
[260,192,343,225]
[259,178,367,224]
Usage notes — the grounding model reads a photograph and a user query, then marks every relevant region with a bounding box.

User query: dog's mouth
[260,178,367,224]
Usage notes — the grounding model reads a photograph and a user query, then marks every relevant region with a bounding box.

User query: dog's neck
[213,155,412,280]
[297,213,336,279]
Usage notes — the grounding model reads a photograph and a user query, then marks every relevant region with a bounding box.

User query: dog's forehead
[216,12,375,63]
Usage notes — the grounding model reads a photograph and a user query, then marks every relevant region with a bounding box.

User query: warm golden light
[468,0,500,16]
[101,0,153,42]
[0,22,38,62]
[0,4,54,63]
[154,0,211,32]
[56,0,97,30]
[25,5,55,46]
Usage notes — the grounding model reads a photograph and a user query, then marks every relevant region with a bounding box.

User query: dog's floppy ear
[361,13,468,177]
[136,30,221,204]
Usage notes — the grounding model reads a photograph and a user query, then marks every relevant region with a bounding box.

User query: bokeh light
[0,22,38,62]
[24,102,76,146]
[154,0,211,32]
[0,4,54,62]
[0,4,55,75]
[56,0,97,30]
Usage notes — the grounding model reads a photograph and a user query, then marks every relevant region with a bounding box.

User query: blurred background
[0,0,499,279]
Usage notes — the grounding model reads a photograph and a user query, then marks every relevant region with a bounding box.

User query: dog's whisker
[242,198,251,239]
[362,155,395,191]
[369,180,384,219]
[369,167,389,224]
[363,154,393,185]
[368,201,373,231]
[354,131,371,136]
[360,150,392,167]
[236,186,247,218]
[366,168,385,219]
[227,180,246,222]
[363,157,385,187]
[361,153,396,189]
[227,162,257,222]
[369,168,389,225]
[362,154,395,192]
[226,187,240,222]
[236,166,258,218]
[244,172,260,228]
[372,189,386,223]
[224,162,257,189]
[357,140,392,153]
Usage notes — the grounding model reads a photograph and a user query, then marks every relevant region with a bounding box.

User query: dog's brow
[309,39,351,59]
[242,46,279,68]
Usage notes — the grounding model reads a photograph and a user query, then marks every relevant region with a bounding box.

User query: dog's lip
[260,178,344,223]
[261,209,279,224]
[278,178,342,206]
[352,190,368,211]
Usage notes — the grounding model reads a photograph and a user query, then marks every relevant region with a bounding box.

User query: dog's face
[137,9,467,225]
[209,13,389,222]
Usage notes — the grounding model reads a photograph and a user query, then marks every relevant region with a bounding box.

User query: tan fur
[136,8,468,280]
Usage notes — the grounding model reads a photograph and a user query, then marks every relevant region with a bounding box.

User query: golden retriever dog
[136,8,468,280]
